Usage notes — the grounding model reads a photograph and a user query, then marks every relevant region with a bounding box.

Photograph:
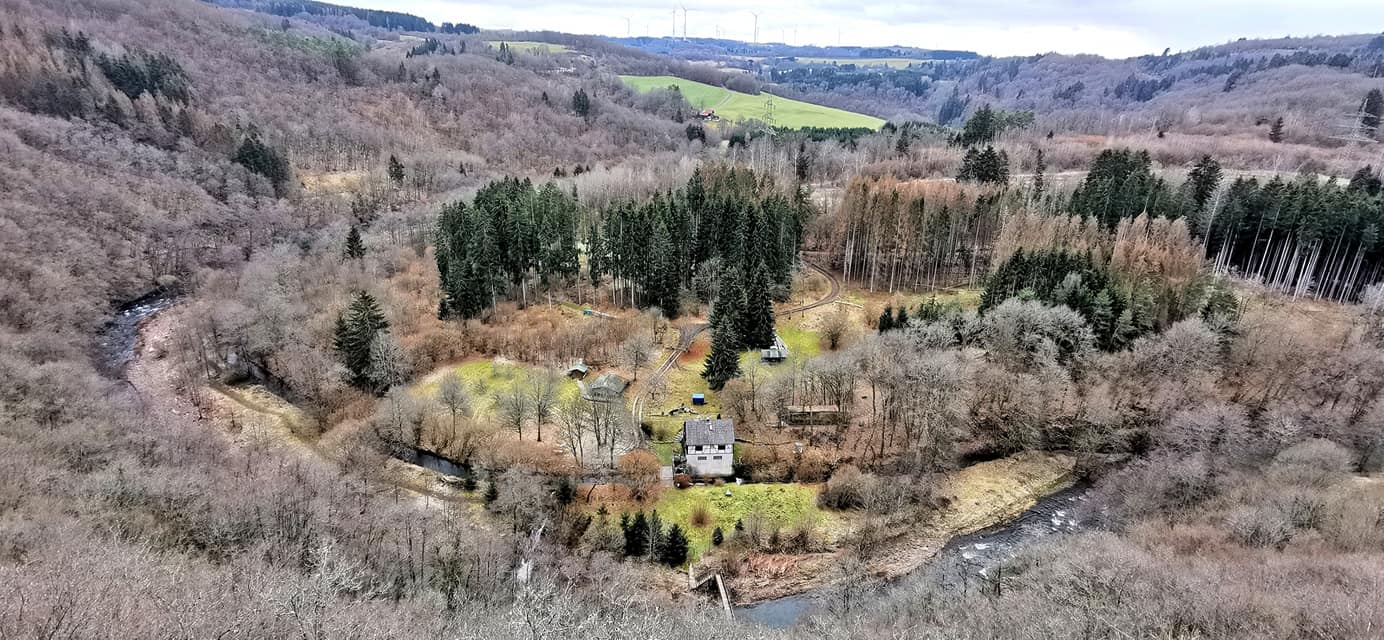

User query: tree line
[436,178,581,320]
[1203,173,1384,302]
[436,168,808,325]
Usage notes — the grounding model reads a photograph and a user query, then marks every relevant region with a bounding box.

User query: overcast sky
[352,1,1380,58]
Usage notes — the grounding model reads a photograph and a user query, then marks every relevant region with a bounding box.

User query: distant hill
[609,36,978,63]
[204,0,478,34]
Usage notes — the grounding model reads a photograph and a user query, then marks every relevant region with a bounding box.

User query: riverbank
[724,451,1077,605]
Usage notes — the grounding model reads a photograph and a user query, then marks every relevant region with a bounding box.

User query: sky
[352,1,1381,58]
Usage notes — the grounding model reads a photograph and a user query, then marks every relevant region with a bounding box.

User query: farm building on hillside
[580,372,627,403]
[680,417,735,477]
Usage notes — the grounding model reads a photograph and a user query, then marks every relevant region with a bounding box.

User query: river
[736,483,1096,629]
[96,292,177,377]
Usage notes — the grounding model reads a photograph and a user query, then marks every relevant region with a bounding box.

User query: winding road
[630,261,841,422]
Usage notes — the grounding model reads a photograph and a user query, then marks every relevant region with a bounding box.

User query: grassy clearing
[411,359,580,418]
[844,287,983,312]
[644,321,814,452]
[620,75,885,130]
[488,40,569,54]
[651,483,831,557]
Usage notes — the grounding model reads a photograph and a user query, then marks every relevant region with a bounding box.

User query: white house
[681,418,735,477]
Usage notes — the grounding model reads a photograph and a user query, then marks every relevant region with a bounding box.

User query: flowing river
[96,293,177,377]
[736,483,1096,629]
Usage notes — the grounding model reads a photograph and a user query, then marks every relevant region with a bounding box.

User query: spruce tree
[343,225,365,260]
[660,524,690,566]
[387,155,405,184]
[712,526,724,546]
[334,291,389,388]
[572,88,591,118]
[702,311,743,391]
[484,477,500,504]
[894,305,910,329]
[739,263,776,349]
[1269,117,1285,143]
[623,512,649,557]
[878,306,895,333]
[1032,148,1046,201]
[233,136,291,193]
[1188,155,1223,214]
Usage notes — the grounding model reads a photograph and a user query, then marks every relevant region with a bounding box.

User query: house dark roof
[682,418,735,446]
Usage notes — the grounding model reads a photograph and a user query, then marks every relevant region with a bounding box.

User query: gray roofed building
[761,334,789,362]
[682,418,735,446]
[680,418,735,477]
[580,372,628,402]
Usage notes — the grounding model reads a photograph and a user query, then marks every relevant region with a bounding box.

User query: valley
[3,0,1384,638]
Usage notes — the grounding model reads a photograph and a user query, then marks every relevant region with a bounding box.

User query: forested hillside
[708,32,1384,148]
[5,0,1384,638]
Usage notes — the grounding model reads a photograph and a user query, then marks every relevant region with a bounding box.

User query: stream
[96,292,177,377]
[736,483,1097,629]
[399,448,471,478]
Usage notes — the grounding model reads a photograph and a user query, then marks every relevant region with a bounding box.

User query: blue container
[691,393,706,405]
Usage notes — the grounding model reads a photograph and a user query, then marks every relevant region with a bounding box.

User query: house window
[713,455,722,460]
[697,456,707,461]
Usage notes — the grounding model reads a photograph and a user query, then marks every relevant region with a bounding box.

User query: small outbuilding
[566,360,589,379]
[760,334,790,363]
[691,393,706,406]
[680,417,735,477]
[581,372,628,403]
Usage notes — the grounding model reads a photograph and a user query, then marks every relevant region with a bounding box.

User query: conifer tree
[333,291,389,388]
[712,526,724,546]
[343,225,365,260]
[702,306,743,392]
[1032,148,1046,201]
[1188,155,1223,214]
[387,154,405,184]
[572,88,591,118]
[739,263,776,349]
[878,306,895,332]
[660,524,689,566]
[1269,117,1285,143]
[233,135,291,193]
[622,511,648,557]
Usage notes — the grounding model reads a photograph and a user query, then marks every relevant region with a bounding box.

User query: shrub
[1271,438,1355,487]
[690,502,711,528]
[1227,505,1293,549]
[818,465,871,510]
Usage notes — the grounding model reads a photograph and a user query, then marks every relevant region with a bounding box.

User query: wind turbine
[671,9,677,37]
[680,6,688,39]
[750,12,759,44]
[623,16,631,37]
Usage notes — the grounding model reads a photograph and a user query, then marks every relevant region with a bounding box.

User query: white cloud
[345,0,1383,57]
